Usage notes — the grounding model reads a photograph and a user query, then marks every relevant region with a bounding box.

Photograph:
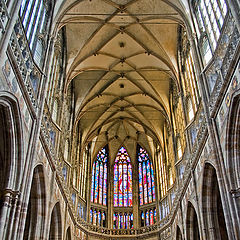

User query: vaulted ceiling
[55,0,191,160]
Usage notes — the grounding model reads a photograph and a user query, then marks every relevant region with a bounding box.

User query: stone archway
[176,226,183,240]
[186,202,200,240]
[23,165,46,240]
[66,227,71,240]
[49,202,62,240]
[0,93,23,239]
[202,163,228,240]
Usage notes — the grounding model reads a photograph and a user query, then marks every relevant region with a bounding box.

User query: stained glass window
[90,208,106,227]
[90,147,108,205]
[113,212,133,229]
[113,147,132,207]
[141,208,157,226]
[137,146,156,205]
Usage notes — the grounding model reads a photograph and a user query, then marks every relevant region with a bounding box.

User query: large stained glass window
[138,146,156,205]
[114,147,133,207]
[90,147,108,205]
[113,212,133,229]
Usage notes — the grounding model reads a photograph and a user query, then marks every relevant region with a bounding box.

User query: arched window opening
[193,0,228,64]
[177,139,183,160]
[113,212,133,229]
[140,208,157,227]
[90,208,106,227]
[157,149,167,199]
[113,147,132,207]
[20,0,51,66]
[137,146,156,205]
[79,147,88,199]
[90,146,108,205]
[187,97,194,122]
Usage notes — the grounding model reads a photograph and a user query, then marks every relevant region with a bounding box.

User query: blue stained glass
[139,163,143,205]
[103,163,107,205]
[143,161,148,204]
[94,162,99,203]
[90,209,93,223]
[146,211,149,226]
[98,211,101,226]
[114,147,132,207]
[90,146,108,205]
[154,208,157,223]
[91,163,95,202]
[147,161,152,203]
[123,164,128,206]
[99,162,103,204]
[93,210,97,225]
[138,146,156,205]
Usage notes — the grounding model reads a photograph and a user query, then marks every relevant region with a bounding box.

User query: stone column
[0,0,22,59]
[0,189,20,240]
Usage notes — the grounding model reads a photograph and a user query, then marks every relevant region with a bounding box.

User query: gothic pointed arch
[49,202,62,240]
[90,145,108,206]
[23,165,46,240]
[113,146,133,208]
[66,227,71,240]
[186,201,200,240]
[0,92,23,192]
[201,163,229,239]
[176,226,183,240]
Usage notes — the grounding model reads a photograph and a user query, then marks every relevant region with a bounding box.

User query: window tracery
[193,0,228,64]
[90,147,108,205]
[20,0,50,66]
[137,146,156,205]
[113,147,132,207]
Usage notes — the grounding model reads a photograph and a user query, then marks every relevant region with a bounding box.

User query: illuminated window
[90,147,108,205]
[158,150,167,198]
[113,147,132,207]
[113,212,133,229]
[90,208,106,227]
[141,208,157,227]
[177,139,183,160]
[79,148,88,199]
[193,0,227,64]
[137,146,156,205]
[20,0,50,65]
[187,98,194,122]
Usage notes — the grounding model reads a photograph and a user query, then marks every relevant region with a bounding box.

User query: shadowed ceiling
[56,0,190,160]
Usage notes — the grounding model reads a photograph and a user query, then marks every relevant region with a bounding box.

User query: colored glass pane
[90,209,93,223]
[99,163,103,204]
[98,211,101,226]
[146,211,149,226]
[113,147,132,207]
[138,146,156,205]
[150,210,154,225]
[147,161,152,203]
[143,161,148,204]
[103,163,107,205]
[154,208,157,223]
[94,162,99,203]
[93,210,97,225]
[139,163,143,205]
[128,165,132,207]
[90,163,95,202]
[90,146,108,205]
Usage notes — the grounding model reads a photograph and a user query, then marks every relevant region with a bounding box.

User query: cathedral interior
[0,0,240,239]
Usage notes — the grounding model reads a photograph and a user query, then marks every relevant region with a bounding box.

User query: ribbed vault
[55,0,190,158]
